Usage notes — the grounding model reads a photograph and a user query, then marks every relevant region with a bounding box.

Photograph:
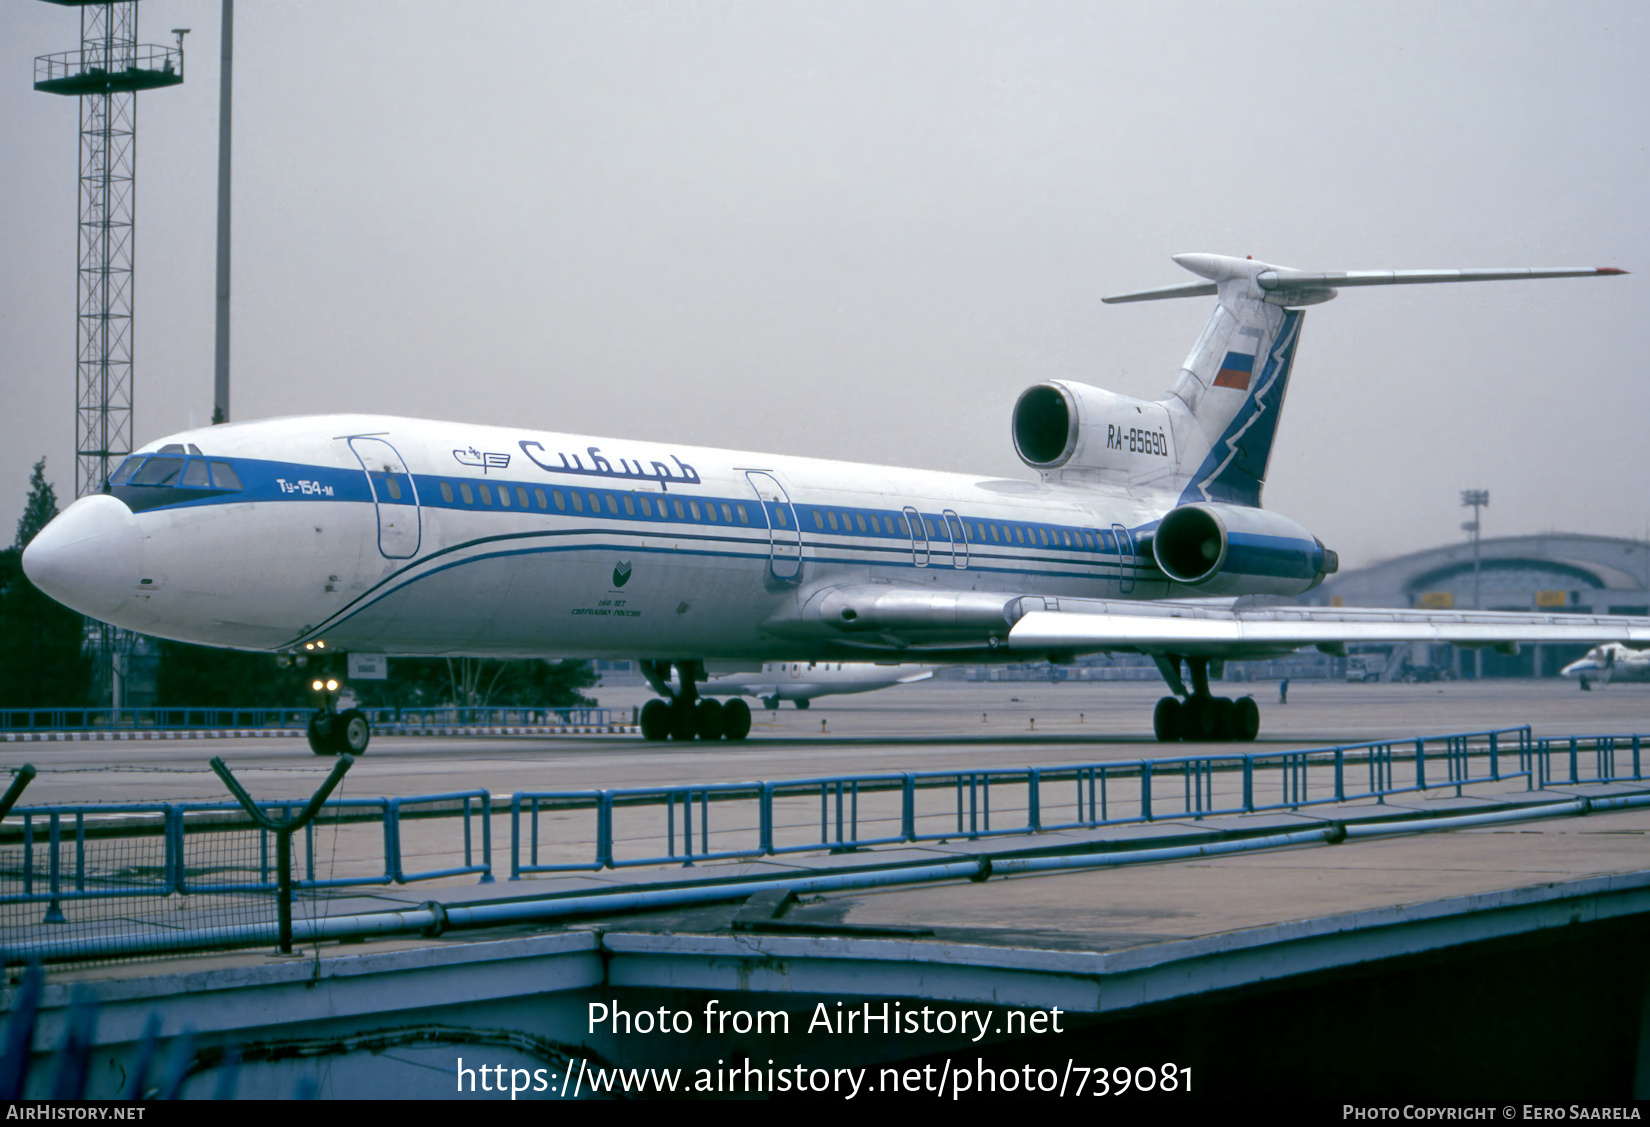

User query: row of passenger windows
[975,522,1119,553]
[434,480,756,525]
[431,478,1124,554]
[815,509,905,536]
[807,506,1119,553]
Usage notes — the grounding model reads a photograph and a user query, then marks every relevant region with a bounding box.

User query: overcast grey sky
[3,1,1645,569]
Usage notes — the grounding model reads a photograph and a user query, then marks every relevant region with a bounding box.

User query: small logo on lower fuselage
[612,561,632,588]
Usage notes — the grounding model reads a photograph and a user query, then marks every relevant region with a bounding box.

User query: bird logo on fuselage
[452,447,510,473]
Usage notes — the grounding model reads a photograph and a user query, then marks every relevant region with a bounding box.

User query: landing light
[311,680,324,691]
[326,679,339,692]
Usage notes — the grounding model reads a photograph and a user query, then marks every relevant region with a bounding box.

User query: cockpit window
[123,456,244,490]
[131,457,185,486]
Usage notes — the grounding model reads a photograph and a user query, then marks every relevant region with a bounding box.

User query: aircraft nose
[21,494,142,620]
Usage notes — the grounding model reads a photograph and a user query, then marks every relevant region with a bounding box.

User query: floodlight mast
[33,0,185,706]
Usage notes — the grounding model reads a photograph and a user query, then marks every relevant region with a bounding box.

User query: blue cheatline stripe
[285,527,1154,647]
[116,456,1152,562]
[115,456,370,510]
[316,517,1144,619]
[1224,533,1322,580]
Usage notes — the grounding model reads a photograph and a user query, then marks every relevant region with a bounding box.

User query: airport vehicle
[1345,654,1386,683]
[22,254,1646,752]
[1561,643,1650,690]
[687,661,937,714]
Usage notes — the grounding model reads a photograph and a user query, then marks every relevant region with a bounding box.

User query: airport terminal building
[1301,533,1650,678]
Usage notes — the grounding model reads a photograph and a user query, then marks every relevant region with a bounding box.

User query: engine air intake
[1012,385,1076,467]
[1154,505,1226,584]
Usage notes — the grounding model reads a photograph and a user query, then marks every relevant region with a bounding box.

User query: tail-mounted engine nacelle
[1152,503,1339,597]
[1012,381,1174,477]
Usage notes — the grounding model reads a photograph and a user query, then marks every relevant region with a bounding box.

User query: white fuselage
[29,414,1326,663]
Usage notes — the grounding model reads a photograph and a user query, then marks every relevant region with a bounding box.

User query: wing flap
[1008,605,1650,656]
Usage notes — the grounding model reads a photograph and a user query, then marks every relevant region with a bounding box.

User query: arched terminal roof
[1303,534,1650,614]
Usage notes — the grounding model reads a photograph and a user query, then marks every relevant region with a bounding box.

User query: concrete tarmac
[2,677,1642,807]
[11,677,1650,1101]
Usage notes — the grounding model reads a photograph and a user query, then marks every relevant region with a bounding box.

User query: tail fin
[1105,254,1625,508]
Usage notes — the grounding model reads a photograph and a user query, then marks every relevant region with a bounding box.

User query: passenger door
[903,506,929,568]
[744,472,802,580]
[1112,522,1136,594]
[943,509,968,569]
[349,437,421,559]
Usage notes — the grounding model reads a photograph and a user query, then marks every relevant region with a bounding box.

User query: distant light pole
[1460,489,1489,680]
[212,0,232,424]
[1460,489,1489,610]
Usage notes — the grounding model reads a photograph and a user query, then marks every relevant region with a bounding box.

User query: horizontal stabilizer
[1259,265,1626,295]
[1103,254,1626,306]
[1101,281,1219,305]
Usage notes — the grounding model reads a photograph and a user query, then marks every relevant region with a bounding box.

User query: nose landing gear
[637,660,751,741]
[306,678,370,756]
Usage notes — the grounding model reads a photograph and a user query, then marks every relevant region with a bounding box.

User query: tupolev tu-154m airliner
[22,254,1646,755]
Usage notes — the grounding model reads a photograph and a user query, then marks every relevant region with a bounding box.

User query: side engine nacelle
[1151,502,1339,597]
[1012,381,1175,483]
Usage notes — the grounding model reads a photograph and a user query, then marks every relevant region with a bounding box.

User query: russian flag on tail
[1213,351,1254,390]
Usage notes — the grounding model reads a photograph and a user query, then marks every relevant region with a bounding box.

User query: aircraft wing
[1008,601,1650,659]
[767,584,1650,660]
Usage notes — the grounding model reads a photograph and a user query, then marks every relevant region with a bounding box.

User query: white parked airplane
[691,661,938,711]
[23,254,1644,754]
[1561,643,1650,690]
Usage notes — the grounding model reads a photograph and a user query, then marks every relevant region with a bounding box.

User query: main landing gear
[637,660,752,742]
[1151,655,1259,743]
[306,680,371,756]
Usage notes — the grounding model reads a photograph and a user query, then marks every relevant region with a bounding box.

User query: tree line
[0,459,596,710]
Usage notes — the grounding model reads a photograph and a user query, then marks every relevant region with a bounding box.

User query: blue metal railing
[377,706,614,729]
[0,706,614,733]
[509,726,1559,876]
[1531,733,1645,789]
[1,789,493,915]
[0,708,312,732]
[12,727,1650,921]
